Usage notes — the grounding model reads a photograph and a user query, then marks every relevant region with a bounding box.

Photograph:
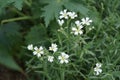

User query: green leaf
[0,22,22,49]
[13,0,24,10]
[41,0,89,27]
[31,1,42,18]
[0,22,22,71]
[41,0,62,27]
[64,0,89,16]
[0,0,23,15]
[0,47,21,71]
[25,24,48,45]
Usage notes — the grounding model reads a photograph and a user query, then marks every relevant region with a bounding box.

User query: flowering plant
[0,0,120,80]
[26,9,103,80]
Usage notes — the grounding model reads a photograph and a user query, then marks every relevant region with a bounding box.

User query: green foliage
[41,0,62,27]
[64,1,89,15]
[0,48,21,71]
[0,22,22,71]
[0,0,23,15]
[25,24,48,45]
[0,0,120,80]
[12,0,24,10]
[41,0,89,27]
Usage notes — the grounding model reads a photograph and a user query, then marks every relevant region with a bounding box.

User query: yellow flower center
[61,56,65,61]
[63,13,67,17]
[36,50,41,53]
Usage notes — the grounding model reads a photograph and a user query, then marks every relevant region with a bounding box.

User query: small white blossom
[94,63,102,75]
[96,63,102,68]
[33,46,44,57]
[59,9,69,19]
[89,28,92,31]
[58,52,69,64]
[71,27,83,35]
[49,43,58,52]
[48,56,54,62]
[75,20,83,29]
[68,12,77,19]
[27,44,33,50]
[89,26,94,31]
[81,17,92,25]
[58,19,64,26]
[94,67,102,75]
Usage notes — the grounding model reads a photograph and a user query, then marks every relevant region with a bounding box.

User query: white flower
[27,44,33,50]
[75,20,83,28]
[94,63,102,75]
[48,56,54,62]
[71,27,83,35]
[33,46,44,57]
[49,43,58,52]
[59,9,69,19]
[96,63,102,68]
[88,27,93,31]
[68,12,77,19]
[94,67,102,75]
[81,17,92,25]
[58,19,64,26]
[58,52,69,64]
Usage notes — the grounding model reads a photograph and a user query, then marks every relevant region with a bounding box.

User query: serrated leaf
[64,1,89,16]
[41,0,89,27]
[13,0,23,10]
[41,0,62,27]
[25,24,48,45]
[0,0,23,15]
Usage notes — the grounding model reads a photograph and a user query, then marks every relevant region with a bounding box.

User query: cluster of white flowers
[57,9,93,36]
[27,43,69,64]
[26,9,104,77]
[58,9,77,26]
[94,63,102,75]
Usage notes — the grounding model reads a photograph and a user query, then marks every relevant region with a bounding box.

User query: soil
[0,65,26,80]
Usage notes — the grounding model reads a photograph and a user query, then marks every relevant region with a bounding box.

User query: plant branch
[1,16,32,24]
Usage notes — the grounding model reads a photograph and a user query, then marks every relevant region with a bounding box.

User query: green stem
[58,33,63,47]
[1,16,32,24]
[61,70,65,80]
[66,19,71,53]
[9,7,25,16]
[43,61,47,80]
[43,61,51,80]
[61,66,65,80]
